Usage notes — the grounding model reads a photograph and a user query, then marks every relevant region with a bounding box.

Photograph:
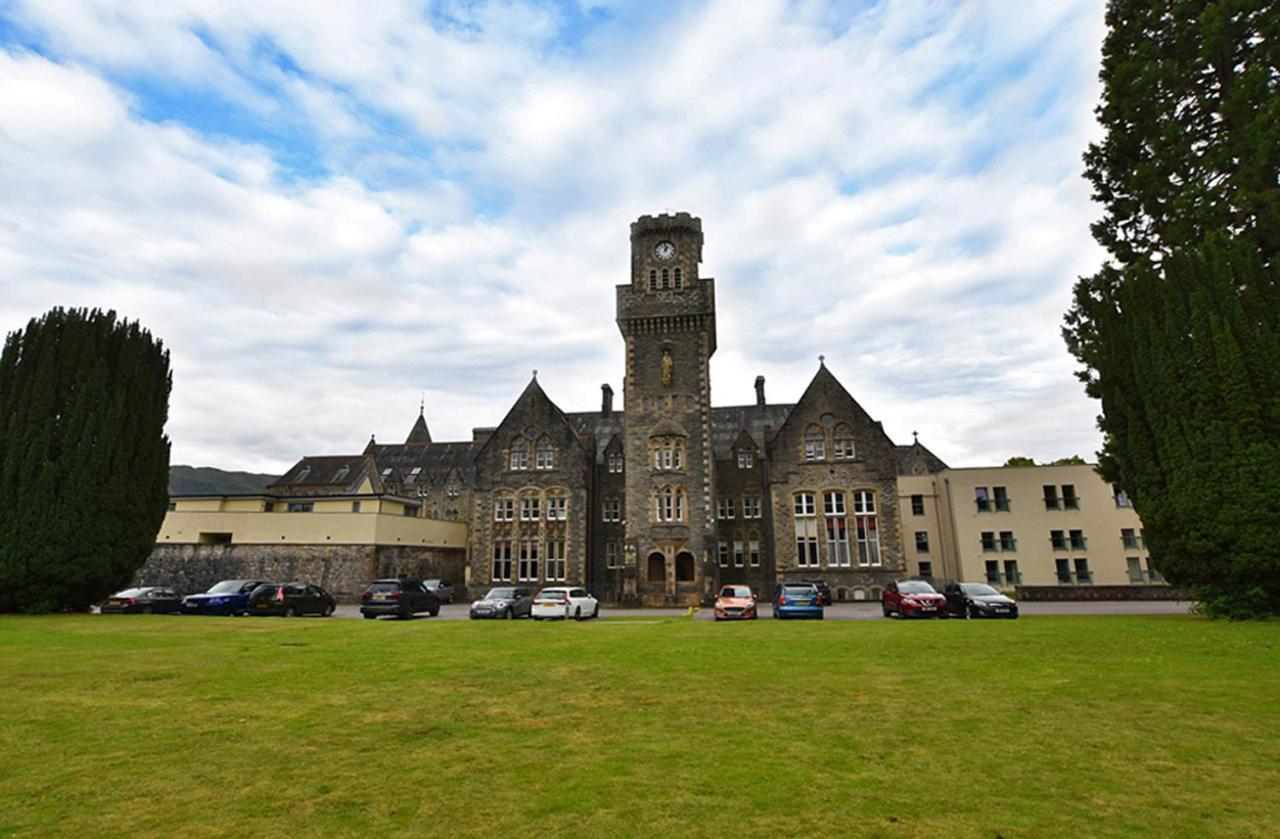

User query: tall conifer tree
[0,308,171,612]
[1064,0,1279,617]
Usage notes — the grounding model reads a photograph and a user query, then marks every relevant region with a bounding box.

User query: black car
[360,578,440,619]
[801,579,833,606]
[943,582,1019,619]
[101,587,183,614]
[247,582,336,617]
[469,586,533,619]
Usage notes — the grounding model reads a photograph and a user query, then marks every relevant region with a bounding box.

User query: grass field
[1,614,1277,838]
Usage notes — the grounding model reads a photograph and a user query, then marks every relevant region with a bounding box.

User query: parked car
[181,580,271,616]
[424,579,455,604]
[943,582,1019,619]
[882,579,948,619]
[713,585,758,621]
[100,587,183,614]
[773,582,824,620]
[469,586,533,619]
[800,579,833,606]
[360,578,440,619]
[247,582,336,617]
[531,587,599,621]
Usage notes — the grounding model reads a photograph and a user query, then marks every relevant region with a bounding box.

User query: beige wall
[159,499,467,549]
[898,464,1154,589]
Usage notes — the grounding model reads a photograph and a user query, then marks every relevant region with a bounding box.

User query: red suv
[882,579,948,619]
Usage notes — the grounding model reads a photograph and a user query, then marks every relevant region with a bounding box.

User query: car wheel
[399,607,412,620]
[967,604,976,620]
[504,607,513,619]
[430,606,440,618]
[591,603,599,619]
[883,606,891,618]
[142,605,153,614]
[285,606,296,618]
[362,613,376,620]
[324,604,334,617]
[574,606,582,621]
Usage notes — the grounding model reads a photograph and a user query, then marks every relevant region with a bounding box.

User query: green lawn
[1,615,1277,838]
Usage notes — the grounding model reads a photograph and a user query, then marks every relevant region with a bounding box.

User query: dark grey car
[943,582,1019,619]
[469,586,533,619]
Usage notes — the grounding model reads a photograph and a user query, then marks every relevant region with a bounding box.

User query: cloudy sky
[0,0,1109,473]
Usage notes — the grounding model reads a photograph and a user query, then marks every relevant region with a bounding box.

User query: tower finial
[912,430,919,443]
[818,354,825,366]
[419,393,425,416]
[532,368,538,380]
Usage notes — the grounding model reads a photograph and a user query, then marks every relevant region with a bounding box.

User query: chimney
[755,375,766,408]
[601,383,614,417]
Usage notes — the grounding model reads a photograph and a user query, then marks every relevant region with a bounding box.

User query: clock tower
[616,213,717,603]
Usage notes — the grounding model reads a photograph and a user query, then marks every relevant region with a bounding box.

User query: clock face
[654,241,676,261]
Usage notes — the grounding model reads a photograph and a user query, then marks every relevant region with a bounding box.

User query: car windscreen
[114,588,146,597]
[720,587,751,598]
[962,584,1001,597]
[207,581,246,594]
[782,585,816,596]
[486,588,516,599]
[898,581,936,594]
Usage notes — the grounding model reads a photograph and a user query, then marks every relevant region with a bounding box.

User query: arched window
[509,440,530,471]
[674,267,683,289]
[804,425,825,460]
[794,492,818,567]
[493,492,514,522]
[520,491,541,522]
[824,491,850,567]
[853,588,866,601]
[647,552,666,583]
[654,485,685,522]
[854,490,881,567]
[836,587,848,602]
[535,438,555,470]
[545,489,568,522]
[661,268,670,289]
[648,269,657,292]
[651,437,685,471]
[675,551,695,582]
[833,424,855,459]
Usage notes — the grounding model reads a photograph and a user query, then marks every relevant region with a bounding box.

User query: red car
[882,579,948,619]
[713,585,758,621]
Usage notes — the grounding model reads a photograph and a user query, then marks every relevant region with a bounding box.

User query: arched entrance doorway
[675,551,695,583]
[646,552,666,583]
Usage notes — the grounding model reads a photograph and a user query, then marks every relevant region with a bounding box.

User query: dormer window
[407,466,422,481]
[296,466,311,481]
[607,451,624,473]
[737,451,753,469]
[380,467,393,478]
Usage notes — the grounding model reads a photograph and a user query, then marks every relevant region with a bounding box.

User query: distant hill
[169,465,280,496]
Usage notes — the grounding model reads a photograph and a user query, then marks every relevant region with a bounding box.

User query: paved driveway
[333,600,1193,621]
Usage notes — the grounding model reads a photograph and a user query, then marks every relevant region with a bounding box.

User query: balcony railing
[977,498,1012,512]
[1069,537,1088,550]
[1055,571,1093,585]
[1044,498,1061,511]
[1063,497,1080,510]
[995,499,1011,512]
[984,572,1022,585]
[1127,570,1166,584]
[1121,536,1146,549]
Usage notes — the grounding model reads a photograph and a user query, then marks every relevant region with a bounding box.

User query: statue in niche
[661,347,673,388]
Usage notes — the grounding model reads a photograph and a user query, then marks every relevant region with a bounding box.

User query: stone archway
[646,552,666,583]
[675,551,695,583]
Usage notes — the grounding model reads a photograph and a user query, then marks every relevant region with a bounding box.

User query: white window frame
[545,539,566,581]
[742,496,761,519]
[733,540,745,568]
[509,447,529,471]
[854,490,880,567]
[493,495,514,522]
[535,441,555,471]
[718,543,729,568]
[520,494,541,522]
[749,539,760,568]
[492,540,512,582]
[737,451,754,469]
[546,495,567,522]
[518,538,539,582]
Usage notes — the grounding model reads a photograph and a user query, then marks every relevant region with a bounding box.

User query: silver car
[424,579,455,604]
[469,587,533,619]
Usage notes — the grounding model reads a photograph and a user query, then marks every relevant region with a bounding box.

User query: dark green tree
[1065,0,1279,617]
[1050,455,1088,466]
[1003,457,1038,467]
[0,308,171,612]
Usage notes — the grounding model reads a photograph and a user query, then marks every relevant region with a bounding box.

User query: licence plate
[922,606,936,611]
[795,600,810,605]
[374,594,389,601]
[109,600,122,606]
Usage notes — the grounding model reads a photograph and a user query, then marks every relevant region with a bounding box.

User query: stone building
[152,212,1167,603]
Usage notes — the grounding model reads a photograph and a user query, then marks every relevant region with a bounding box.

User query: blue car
[773,582,825,620]
[181,580,271,615]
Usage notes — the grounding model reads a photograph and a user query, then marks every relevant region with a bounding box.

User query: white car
[531,587,599,621]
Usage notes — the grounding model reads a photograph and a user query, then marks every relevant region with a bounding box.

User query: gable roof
[477,376,591,461]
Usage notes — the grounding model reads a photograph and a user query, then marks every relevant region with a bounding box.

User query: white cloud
[0,1,1110,472]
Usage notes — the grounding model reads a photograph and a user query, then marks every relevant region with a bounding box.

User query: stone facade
[140,543,466,601]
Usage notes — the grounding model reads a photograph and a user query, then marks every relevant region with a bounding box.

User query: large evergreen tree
[0,308,171,612]
[1065,1,1280,617]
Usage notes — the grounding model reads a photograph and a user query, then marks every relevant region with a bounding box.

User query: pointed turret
[406,404,432,444]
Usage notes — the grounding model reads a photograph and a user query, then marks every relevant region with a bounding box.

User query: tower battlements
[630,212,703,240]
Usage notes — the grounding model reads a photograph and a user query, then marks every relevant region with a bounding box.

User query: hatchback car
[882,579,948,619]
[360,578,440,619]
[181,580,271,616]
[424,579,455,604]
[531,587,599,621]
[469,587,533,619]
[248,582,336,617]
[101,587,183,614]
[713,585,758,621]
[943,582,1019,619]
[774,583,824,619]
[800,579,833,606]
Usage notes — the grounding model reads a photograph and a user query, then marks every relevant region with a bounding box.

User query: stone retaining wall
[1015,584,1186,602]
[139,543,467,601]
